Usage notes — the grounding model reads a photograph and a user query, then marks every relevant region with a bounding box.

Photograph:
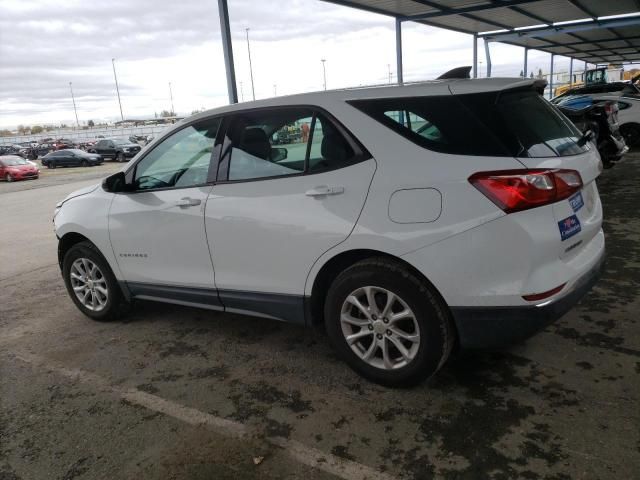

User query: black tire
[50,161,56,169]
[324,257,454,387]
[62,241,129,321]
[117,152,125,163]
[5,173,12,182]
[80,160,89,167]
[620,123,640,148]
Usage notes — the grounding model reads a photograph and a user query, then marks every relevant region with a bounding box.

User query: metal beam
[480,15,640,41]
[396,18,403,85]
[408,0,513,31]
[217,0,238,104]
[473,33,478,78]
[401,0,539,21]
[524,47,528,77]
[566,0,597,19]
[569,57,573,85]
[484,37,492,78]
[548,35,640,47]
[549,53,554,99]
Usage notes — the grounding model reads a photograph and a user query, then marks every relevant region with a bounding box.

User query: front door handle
[174,197,201,208]
[305,185,345,197]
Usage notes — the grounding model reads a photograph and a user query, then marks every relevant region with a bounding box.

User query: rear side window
[350,90,588,158]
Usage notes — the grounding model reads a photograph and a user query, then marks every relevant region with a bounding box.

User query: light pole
[321,58,327,90]
[273,84,277,97]
[69,82,79,128]
[239,81,244,101]
[246,28,256,101]
[168,82,175,115]
[112,58,124,121]
[387,63,392,84]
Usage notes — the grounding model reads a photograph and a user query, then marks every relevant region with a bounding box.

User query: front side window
[225,109,358,181]
[133,118,219,190]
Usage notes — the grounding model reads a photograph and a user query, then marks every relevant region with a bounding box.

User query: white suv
[54,78,605,386]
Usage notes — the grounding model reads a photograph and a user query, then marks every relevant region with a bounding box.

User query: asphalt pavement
[0,154,638,479]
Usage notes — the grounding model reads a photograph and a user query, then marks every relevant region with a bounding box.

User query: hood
[57,183,100,207]
[7,163,37,170]
[120,143,140,148]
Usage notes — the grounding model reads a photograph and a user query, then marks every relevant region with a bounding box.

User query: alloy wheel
[340,286,420,370]
[70,258,109,311]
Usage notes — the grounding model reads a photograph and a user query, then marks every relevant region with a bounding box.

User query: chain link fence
[0,124,173,146]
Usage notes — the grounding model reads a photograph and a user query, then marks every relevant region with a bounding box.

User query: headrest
[240,128,270,159]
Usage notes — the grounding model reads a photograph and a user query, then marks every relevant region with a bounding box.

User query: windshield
[69,149,86,155]
[113,139,130,145]
[1,157,28,166]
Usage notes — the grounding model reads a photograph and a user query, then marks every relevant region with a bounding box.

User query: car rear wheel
[620,123,640,148]
[80,160,89,167]
[49,161,56,169]
[324,257,454,387]
[5,173,12,182]
[62,241,129,321]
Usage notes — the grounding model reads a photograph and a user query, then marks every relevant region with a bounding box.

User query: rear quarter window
[350,89,588,158]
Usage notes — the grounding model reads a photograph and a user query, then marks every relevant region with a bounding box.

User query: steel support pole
[523,47,528,78]
[549,53,555,99]
[484,38,492,77]
[217,0,238,104]
[395,18,404,85]
[569,58,573,86]
[473,34,478,78]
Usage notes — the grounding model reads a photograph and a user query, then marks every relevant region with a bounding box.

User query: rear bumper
[451,249,605,349]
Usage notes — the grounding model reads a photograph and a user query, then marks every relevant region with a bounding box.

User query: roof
[187,77,538,122]
[322,1,640,65]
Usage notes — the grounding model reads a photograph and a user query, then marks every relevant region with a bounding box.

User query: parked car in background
[89,138,141,162]
[0,155,40,181]
[553,81,640,101]
[554,95,628,168]
[54,78,604,386]
[53,139,76,150]
[41,149,103,168]
[593,95,640,148]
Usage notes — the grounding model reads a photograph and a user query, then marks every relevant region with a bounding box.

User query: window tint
[226,109,358,181]
[228,110,311,181]
[350,90,588,158]
[307,115,356,173]
[618,101,630,110]
[133,118,219,190]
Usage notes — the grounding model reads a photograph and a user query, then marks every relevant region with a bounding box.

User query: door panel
[108,117,221,294]
[205,159,376,295]
[109,186,216,289]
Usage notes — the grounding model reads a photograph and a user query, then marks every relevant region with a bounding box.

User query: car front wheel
[62,241,129,321]
[324,258,454,387]
[5,173,12,182]
[117,152,125,162]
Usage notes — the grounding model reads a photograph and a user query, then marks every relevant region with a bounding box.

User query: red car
[0,155,40,182]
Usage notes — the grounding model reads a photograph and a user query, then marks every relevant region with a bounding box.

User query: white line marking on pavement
[12,351,396,480]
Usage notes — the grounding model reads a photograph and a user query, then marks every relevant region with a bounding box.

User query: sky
[0,0,581,129]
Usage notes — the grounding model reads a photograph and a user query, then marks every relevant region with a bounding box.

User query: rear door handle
[305,185,344,197]
[174,197,201,208]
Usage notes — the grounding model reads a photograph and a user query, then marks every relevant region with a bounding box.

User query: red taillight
[469,169,583,214]
[522,283,566,302]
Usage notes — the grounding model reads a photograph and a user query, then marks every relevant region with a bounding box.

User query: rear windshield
[349,89,588,158]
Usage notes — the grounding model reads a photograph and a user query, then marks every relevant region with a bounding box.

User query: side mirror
[103,171,128,193]
[271,147,288,162]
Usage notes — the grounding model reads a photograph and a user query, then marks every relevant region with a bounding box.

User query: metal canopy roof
[323,1,640,65]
